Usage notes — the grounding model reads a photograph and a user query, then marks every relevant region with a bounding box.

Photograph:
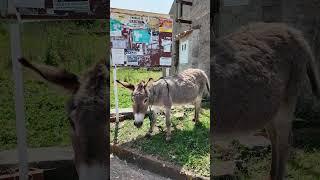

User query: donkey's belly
[213,64,285,135]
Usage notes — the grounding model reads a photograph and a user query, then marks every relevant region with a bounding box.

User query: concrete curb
[111,144,209,180]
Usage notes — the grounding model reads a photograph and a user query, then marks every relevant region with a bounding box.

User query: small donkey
[213,23,320,179]
[117,68,209,141]
[18,57,108,180]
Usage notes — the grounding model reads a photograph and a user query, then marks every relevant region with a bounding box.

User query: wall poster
[110,10,172,67]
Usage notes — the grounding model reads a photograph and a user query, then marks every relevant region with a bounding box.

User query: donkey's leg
[265,122,278,180]
[193,97,202,124]
[266,103,294,180]
[146,107,159,138]
[165,107,172,141]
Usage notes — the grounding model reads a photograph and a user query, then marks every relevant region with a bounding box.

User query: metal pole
[113,64,120,144]
[10,23,29,180]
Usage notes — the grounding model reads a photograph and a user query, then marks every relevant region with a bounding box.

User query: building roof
[111,8,170,19]
[169,0,176,15]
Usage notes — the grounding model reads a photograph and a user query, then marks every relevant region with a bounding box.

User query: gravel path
[110,154,172,180]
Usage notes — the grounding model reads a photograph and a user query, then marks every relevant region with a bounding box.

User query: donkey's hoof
[165,136,172,142]
[145,133,152,139]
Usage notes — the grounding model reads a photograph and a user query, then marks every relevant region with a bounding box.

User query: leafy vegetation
[110,108,210,177]
[0,21,106,150]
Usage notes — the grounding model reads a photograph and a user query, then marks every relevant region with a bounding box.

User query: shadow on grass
[288,159,320,178]
[292,127,320,150]
[117,119,210,176]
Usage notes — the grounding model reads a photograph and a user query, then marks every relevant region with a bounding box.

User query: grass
[0,21,107,150]
[109,66,210,176]
[235,149,320,180]
[214,127,320,179]
[109,66,210,177]
[110,107,210,177]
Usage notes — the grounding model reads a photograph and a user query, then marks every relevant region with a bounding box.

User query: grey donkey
[117,68,210,141]
[212,22,320,180]
[18,57,109,180]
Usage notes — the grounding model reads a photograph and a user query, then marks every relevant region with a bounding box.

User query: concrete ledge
[0,147,77,180]
[110,105,196,121]
[111,144,209,180]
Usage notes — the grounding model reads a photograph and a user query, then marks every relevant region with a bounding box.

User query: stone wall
[170,0,210,79]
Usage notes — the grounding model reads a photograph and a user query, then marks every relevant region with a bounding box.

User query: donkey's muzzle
[134,121,143,128]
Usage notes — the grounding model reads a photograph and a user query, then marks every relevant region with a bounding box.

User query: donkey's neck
[148,84,157,106]
[147,79,169,106]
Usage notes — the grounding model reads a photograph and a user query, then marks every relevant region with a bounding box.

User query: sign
[127,55,139,66]
[110,18,122,36]
[15,0,45,8]
[132,29,151,44]
[110,9,172,67]
[159,18,172,33]
[0,0,108,19]
[53,0,90,12]
[112,39,127,49]
[160,57,172,66]
[223,0,249,6]
[111,48,125,65]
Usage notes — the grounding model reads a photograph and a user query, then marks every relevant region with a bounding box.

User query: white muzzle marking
[134,113,145,123]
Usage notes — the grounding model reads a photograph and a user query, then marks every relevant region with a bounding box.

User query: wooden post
[113,64,120,144]
[10,22,29,180]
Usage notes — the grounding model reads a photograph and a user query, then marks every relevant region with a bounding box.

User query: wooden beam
[176,18,192,24]
[176,0,193,6]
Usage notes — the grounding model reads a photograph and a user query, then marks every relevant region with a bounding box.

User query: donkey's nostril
[134,121,143,128]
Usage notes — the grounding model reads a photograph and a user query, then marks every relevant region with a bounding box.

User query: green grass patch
[0,21,106,150]
[110,108,210,177]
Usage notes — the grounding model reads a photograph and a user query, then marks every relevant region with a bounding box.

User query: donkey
[117,68,209,141]
[212,22,320,179]
[18,57,108,180]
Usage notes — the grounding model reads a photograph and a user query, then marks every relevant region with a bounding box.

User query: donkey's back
[153,68,209,105]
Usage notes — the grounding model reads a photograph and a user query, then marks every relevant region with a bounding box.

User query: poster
[1,0,108,19]
[110,18,122,36]
[112,40,127,49]
[110,9,172,67]
[161,39,172,52]
[111,48,125,65]
[127,55,139,66]
[15,0,45,8]
[160,57,172,66]
[53,0,90,12]
[159,18,173,33]
[132,29,151,44]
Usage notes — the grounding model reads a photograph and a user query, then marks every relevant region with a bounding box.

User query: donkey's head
[18,58,108,180]
[116,78,153,128]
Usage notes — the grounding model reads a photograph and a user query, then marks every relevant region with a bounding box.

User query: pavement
[110,154,172,180]
[0,147,172,180]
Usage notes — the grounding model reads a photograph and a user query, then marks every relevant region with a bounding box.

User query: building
[169,0,210,78]
[110,8,173,67]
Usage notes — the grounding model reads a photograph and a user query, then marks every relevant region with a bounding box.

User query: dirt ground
[110,154,172,180]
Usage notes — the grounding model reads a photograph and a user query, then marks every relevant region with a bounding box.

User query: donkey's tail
[201,70,210,95]
[290,28,320,98]
[307,54,320,98]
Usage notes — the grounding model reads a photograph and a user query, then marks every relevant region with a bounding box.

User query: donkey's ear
[116,80,135,91]
[18,57,80,93]
[145,78,154,88]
